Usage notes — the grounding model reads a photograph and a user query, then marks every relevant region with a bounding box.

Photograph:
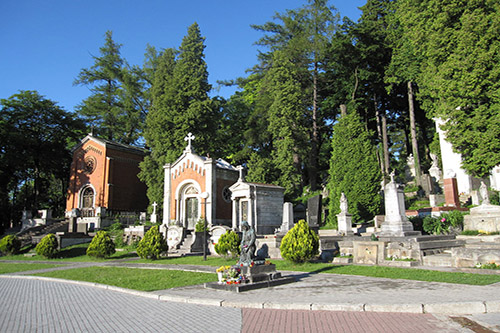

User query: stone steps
[422,253,453,267]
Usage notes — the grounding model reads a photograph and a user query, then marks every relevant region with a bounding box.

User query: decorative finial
[389,170,395,183]
[184,132,195,152]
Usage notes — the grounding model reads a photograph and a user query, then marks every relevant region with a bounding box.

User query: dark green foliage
[140,24,222,207]
[86,231,116,258]
[327,112,382,226]
[136,226,167,260]
[0,235,21,255]
[0,91,85,229]
[214,230,241,258]
[35,234,59,259]
[280,219,319,263]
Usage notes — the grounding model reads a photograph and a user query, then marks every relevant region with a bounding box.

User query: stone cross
[184,132,195,151]
[236,165,245,182]
[389,170,395,183]
[152,201,158,215]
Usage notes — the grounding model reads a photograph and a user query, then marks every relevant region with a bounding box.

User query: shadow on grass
[290,265,338,281]
[58,246,88,258]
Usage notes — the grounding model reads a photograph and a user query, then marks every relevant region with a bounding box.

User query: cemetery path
[0,275,479,332]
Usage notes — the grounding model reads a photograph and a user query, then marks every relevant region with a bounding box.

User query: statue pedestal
[204,263,295,292]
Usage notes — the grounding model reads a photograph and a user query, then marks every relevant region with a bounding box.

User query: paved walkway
[1,260,500,332]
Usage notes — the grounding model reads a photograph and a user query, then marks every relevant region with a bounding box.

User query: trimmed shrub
[35,234,59,258]
[136,225,167,260]
[0,235,21,255]
[280,219,319,263]
[86,231,115,258]
[214,230,241,258]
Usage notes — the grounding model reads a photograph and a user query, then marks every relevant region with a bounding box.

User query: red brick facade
[66,135,148,214]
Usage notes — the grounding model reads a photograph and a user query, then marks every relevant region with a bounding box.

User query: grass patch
[0,262,62,274]
[34,266,216,291]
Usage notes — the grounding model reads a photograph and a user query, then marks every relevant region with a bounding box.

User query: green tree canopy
[327,110,382,225]
[0,91,85,229]
[74,31,147,145]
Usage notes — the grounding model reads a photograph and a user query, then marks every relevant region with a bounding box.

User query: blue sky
[1,1,365,112]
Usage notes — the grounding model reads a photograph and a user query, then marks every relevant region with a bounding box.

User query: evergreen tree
[267,51,308,197]
[139,48,177,206]
[251,0,339,192]
[327,110,382,226]
[74,31,145,145]
[160,23,221,163]
[139,23,222,207]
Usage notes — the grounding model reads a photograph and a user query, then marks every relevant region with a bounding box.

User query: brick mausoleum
[65,134,148,227]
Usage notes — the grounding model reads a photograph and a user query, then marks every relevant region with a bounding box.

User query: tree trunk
[408,81,421,185]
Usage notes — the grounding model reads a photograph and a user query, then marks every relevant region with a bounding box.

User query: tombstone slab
[378,174,420,237]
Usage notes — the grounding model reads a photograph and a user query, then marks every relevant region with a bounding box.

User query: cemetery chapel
[162,133,238,229]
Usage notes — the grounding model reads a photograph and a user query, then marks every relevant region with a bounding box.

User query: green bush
[0,235,21,255]
[35,234,59,258]
[86,231,115,258]
[195,218,208,233]
[214,230,241,258]
[136,226,167,260]
[280,219,319,263]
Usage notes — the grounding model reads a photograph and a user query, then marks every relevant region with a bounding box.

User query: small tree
[280,220,319,263]
[0,235,21,255]
[214,230,241,258]
[35,234,59,258]
[136,225,167,260]
[86,231,115,258]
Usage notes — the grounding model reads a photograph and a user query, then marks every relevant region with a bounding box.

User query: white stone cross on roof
[184,132,195,152]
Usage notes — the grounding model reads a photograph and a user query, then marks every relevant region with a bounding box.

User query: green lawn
[34,266,217,291]
[0,262,62,274]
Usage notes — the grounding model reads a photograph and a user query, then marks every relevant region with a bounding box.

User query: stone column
[163,163,171,225]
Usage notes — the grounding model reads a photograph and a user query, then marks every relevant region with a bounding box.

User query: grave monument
[378,172,420,237]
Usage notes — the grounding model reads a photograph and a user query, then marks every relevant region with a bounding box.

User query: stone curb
[1,274,498,315]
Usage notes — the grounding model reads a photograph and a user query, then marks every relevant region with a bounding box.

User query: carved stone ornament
[83,156,97,174]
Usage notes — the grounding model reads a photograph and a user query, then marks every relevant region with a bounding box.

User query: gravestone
[443,170,461,207]
[150,202,158,224]
[166,225,184,250]
[337,193,353,236]
[378,172,420,237]
[139,212,147,223]
[307,195,322,229]
[209,225,230,255]
[276,202,294,234]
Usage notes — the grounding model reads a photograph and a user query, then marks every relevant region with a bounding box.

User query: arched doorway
[179,184,200,229]
[80,186,95,217]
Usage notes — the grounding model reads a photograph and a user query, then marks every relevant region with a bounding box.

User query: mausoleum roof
[73,134,147,156]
